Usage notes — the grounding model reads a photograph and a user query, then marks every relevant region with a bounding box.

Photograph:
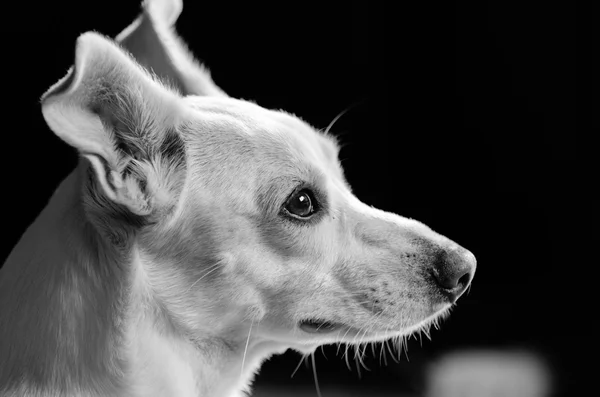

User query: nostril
[432,269,458,290]
[456,271,472,289]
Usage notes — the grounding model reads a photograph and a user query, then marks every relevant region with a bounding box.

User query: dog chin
[291,304,452,347]
[395,305,453,339]
[290,343,321,355]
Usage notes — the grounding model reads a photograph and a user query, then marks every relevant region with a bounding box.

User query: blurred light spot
[425,349,551,397]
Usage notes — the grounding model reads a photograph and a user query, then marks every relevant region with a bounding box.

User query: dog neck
[0,164,285,397]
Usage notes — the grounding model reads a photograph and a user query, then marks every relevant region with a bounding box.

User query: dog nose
[432,247,476,303]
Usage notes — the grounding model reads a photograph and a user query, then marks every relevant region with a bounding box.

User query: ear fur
[116,0,228,97]
[41,32,186,217]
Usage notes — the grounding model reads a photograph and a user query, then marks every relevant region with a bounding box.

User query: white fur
[0,1,476,396]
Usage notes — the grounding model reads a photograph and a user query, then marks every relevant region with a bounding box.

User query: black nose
[432,247,476,303]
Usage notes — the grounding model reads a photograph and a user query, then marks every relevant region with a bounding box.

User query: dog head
[41,0,475,353]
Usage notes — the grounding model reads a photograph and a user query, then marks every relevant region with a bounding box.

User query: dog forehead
[181,95,337,159]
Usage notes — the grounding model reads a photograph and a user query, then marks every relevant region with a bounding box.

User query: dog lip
[298,319,344,334]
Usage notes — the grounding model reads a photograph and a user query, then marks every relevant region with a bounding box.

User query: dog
[0,0,476,396]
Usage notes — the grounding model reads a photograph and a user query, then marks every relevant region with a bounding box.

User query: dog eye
[284,189,317,218]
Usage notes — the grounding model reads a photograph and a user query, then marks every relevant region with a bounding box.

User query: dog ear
[116,0,228,97]
[41,32,186,217]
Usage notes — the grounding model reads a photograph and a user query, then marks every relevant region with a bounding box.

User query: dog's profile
[0,0,476,396]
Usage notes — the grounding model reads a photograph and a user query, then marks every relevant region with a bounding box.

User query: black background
[1,1,580,396]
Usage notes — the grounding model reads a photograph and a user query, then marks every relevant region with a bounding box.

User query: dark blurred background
[1,1,580,396]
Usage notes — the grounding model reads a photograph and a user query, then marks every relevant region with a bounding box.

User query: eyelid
[283,183,319,209]
[283,189,317,219]
[283,183,311,205]
[280,183,328,224]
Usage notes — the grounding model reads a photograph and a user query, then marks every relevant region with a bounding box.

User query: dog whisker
[381,333,390,366]
[239,318,254,379]
[354,354,362,379]
[340,326,353,343]
[185,262,222,293]
[311,353,322,397]
[290,352,310,378]
[385,338,398,364]
[344,344,352,372]
[320,345,328,360]
[322,100,365,136]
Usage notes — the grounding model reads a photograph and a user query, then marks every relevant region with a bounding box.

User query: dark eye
[284,189,317,218]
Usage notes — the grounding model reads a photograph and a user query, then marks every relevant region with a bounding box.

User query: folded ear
[41,32,186,217]
[116,0,227,97]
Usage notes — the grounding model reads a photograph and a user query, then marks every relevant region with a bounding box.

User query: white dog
[0,0,476,396]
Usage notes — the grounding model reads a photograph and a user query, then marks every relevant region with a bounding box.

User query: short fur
[0,1,476,396]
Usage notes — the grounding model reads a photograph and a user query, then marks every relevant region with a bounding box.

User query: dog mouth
[298,319,345,334]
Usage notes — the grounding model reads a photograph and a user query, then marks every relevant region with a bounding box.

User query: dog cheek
[243,246,299,287]
[214,252,275,314]
[256,221,302,260]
